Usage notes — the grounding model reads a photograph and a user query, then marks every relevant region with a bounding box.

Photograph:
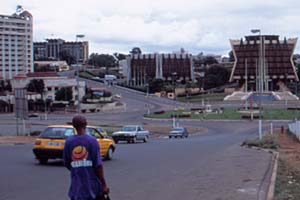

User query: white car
[112,125,150,143]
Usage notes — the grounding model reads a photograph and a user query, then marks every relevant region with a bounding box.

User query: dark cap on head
[72,115,87,129]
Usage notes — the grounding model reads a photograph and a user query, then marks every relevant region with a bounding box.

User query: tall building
[230,35,298,91]
[34,39,89,64]
[125,53,194,86]
[0,10,34,80]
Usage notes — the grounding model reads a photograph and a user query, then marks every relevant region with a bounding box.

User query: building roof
[34,61,68,66]
[19,10,32,18]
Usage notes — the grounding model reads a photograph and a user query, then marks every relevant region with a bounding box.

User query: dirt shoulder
[0,136,37,145]
[274,130,300,200]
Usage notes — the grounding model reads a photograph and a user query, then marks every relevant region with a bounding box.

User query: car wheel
[169,136,172,139]
[38,158,48,165]
[143,136,148,143]
[175,136,177,138]
[105,147,114,160]
[132,137,137,143]
[181,135,183,138]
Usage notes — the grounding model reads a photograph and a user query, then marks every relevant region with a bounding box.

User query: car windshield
[40,127,75,139]
[96,128,104,132]
[172,128,184,131]
[121,126,137,132]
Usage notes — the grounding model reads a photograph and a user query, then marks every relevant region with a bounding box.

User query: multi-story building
[230,35,298,91]
[0,10,34,80]
[125,53,194,86]
[34,39,89,64]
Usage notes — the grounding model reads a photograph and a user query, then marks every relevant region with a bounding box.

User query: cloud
[1,0,300,55]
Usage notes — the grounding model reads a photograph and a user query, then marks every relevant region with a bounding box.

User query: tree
[193,54,218,69]
[148,79,165,93]
[59,50,76,65]
[0,80,5,93]
[4,80,12,92]
[113,53,127,60]
[202,64,230,90]
[203,56,218,65]
[55,87,73,101]
[27,79,45,98]
[88,53,116,68]
[228,51,235,62]
[130,47,142,54]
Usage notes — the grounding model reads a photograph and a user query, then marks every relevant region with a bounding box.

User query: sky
[2,0,300,56]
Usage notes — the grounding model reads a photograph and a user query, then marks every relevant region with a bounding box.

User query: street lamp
[171,72,177,100]
[75,34,85,113]
[251,29,263,140]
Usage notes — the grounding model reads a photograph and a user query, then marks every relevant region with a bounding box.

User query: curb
[266,151,279,200]
[143,116,293,123]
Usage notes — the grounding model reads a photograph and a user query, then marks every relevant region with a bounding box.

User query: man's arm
[63,141,71,170]
[93,140,109,194]
[97,165,109,194]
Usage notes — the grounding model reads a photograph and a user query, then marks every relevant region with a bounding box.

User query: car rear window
[40,127,75,139]
[121,126,137,132]
[172,128,184,131]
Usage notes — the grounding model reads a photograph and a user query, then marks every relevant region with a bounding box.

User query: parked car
[112,125,150,143]
[169,127,189,138]
[33,125,116,164]
[113,94,121,99]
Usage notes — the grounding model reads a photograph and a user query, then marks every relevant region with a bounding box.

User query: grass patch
[178,93,228,102]
[149,109,247,120]
[274,130,300,199]
[149,109,300,120]
[241,134,278,149]
[275,159,300,200]
[79,71,97,79]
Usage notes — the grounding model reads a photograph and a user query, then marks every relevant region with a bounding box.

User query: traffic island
[148,108,300,120]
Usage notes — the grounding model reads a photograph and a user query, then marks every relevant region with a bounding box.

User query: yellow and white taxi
[33,125,115,164]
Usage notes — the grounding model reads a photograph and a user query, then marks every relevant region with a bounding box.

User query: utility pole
[245,58,248,110]
[251,29,263,140]
[75,34,85,114]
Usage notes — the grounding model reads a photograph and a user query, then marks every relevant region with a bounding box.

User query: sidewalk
[194,144,273,200]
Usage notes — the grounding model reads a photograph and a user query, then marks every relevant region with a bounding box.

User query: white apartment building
[0,10,34,80]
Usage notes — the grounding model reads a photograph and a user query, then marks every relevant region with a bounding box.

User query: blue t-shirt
[63,134,103,200]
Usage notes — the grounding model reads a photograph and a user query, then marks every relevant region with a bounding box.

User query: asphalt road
[0,77,291,200]
[0,124,272,200]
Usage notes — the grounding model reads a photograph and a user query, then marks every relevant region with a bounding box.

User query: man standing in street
[63,115,109,200]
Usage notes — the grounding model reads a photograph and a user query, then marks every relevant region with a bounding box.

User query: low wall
[288,121,300,140]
